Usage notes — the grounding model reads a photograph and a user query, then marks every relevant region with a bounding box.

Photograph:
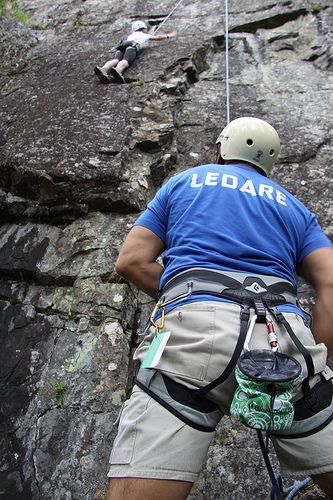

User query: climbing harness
[158,268,298,306]
[136,270,306,434]
[116,40,139,52]
[152,0,185,34]
[136,268,333,498]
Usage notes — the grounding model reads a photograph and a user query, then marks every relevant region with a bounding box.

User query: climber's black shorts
[114,41,139,65]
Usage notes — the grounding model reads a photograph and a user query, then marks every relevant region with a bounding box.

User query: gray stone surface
[0,0,332,498]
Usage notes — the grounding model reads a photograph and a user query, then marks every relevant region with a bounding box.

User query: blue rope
[285,477,312,499]
[271,475,312,499]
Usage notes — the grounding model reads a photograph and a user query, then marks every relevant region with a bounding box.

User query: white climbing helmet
[216,117,281,176]
[131,21,148,32]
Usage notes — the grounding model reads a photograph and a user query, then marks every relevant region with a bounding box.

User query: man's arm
[149,31,176,41]
[115,226,166,299]
[298,247,333,358]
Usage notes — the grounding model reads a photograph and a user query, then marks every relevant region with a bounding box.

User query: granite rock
[0,0,332,498]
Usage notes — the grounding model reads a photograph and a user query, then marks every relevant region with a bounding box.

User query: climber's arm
[149,31,177,41]
[299,247,333,358]
[115,226,165,299]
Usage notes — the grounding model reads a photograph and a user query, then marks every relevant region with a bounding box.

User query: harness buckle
[253,298,266,322]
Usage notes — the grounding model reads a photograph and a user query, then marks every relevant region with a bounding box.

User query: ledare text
[190,172,287,206]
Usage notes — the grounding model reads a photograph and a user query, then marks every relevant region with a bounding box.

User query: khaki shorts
[108,301,333,480]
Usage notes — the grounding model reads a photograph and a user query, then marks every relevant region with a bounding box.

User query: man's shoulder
[267,176,309,211]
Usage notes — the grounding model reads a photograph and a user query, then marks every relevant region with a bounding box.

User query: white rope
[152,0,231,123]
[153,0,185,34]
[225,0,230,124]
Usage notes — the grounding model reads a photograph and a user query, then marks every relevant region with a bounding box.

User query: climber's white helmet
[216,117,281,176]
[131,21,148,32]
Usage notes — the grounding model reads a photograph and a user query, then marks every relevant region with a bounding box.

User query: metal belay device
[231,349,303,432]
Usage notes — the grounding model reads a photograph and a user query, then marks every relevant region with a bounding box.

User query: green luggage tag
[141,331,170,369]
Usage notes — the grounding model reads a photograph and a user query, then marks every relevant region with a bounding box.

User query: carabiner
[150,303,166,331]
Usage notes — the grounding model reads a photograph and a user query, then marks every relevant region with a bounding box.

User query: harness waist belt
[159,268,297,307]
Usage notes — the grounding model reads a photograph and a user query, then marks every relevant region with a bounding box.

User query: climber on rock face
[94,21,176,84]
[106,117,333,499]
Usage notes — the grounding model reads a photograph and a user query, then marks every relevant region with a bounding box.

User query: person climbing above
[107,117,333,500]
[94,20,177,84]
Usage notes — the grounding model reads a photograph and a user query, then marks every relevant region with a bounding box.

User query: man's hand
[115,226,166,299]
[299,247,333,358]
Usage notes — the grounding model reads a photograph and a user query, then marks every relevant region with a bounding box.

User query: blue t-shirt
[135,164,331,292]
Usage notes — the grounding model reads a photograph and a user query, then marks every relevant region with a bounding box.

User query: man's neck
[223,160,257,171]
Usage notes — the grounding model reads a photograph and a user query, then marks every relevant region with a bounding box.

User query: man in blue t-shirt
[107,117,333,499]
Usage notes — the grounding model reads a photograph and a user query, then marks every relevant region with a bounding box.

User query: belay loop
[231,349,302,432]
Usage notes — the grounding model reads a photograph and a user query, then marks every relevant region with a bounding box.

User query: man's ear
[215,144,223,164]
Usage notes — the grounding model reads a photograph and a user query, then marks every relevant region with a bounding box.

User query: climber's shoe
[94,66,110,84]
[110,68,125,84]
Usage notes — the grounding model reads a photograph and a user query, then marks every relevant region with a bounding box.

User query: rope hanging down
[153,0,230,121]
[153,0,185,34]
[225,0,230,124]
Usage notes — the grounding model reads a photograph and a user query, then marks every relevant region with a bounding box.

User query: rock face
[0,0,332,498]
